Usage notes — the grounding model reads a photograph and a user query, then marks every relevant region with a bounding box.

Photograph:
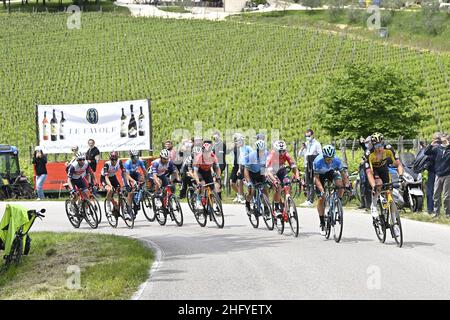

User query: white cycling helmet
[322,145,336,158]
[192,146,202,155]
[129,149,139,157]
[160,149,170,159]
[234,133,245,143]
[255,140,265,150]
[75,152,86,160]
[273,140,287,152]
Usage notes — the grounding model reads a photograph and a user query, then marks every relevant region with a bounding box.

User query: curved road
[2,201,450,299]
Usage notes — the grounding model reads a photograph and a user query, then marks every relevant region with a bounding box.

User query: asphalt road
[1,200,450,300]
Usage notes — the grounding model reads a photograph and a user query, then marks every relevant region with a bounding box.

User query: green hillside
[0,12,449,163]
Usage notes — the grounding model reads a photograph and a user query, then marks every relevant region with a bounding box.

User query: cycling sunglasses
[374,143,384,149]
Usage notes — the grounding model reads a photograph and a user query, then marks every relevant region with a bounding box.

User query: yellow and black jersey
[364,145,399,170]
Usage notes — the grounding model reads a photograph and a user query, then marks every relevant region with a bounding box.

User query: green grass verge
[0,0,130,13]
[158,5,191,13]
[401,211,450,226]
[0,232,153,299]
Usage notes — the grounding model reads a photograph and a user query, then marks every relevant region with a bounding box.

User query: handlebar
[27,209,46,218]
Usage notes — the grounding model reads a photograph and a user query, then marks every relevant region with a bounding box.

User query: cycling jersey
[238,145,253,165]
[193,153,218,172]
[68,162,93,180]
[123,159,146,174]
[244,149,269,174]
[101,160,124,177]
[150,158,176,177]
[313,154,344,175]
[364,146,399,170]
[266,150,296,174]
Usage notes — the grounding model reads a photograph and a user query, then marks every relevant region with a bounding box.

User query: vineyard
[0,12,449,163]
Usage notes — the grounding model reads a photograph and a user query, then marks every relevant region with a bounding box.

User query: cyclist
[364,132,404,219]
[313,145,349,235]
[122,149,147,209]
[192,142,221,207]
[299,129,322,206]
[150,149,180,194]
[243,139,270,214]
[65,145,79,173]
[100,151,124,212]
[266,140,300,217]
[179,146,202,199]
[67,152,98,208]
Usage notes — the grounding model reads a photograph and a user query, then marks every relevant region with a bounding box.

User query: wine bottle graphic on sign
[138,106,145,137]
[59,111,66,140]
[50,109,58,141]
[120,108,127,138]
[128,104,137,138]
[43,111,49,141]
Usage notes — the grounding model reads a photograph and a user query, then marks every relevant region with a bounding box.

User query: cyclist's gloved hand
[70,189,76,195]
[398,175,404,183]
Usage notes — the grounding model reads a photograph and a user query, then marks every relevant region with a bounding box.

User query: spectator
[425,132,442,214]
[358,135,373,210]
[212,131,227,175]
[86,139,100,173]
[299,129,322,206]
[32,146,47,200]
[65,145,79,173]
[425,133,450,217]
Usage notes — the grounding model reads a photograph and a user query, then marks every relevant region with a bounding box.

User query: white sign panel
[36,99,151,154]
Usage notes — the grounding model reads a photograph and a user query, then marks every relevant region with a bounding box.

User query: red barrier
[37,157,156,192]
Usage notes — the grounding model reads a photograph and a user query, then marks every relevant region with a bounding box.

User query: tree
[317,64,425,139]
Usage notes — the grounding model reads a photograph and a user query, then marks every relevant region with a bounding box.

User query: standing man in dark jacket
[425,132,442,214]
[86,139,100,186]
[32,146,47,200]
[425,133,450,217]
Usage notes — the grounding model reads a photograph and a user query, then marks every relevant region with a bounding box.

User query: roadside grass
[0,232,153,299]
[228,9,450,52]
[158,5,191,13]
[0,0,129,13]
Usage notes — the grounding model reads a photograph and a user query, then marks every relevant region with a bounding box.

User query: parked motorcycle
[399,153,424,213]
[388,166,405,210]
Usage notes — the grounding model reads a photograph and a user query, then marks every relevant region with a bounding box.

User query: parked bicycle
[64,185,99,229]
[272,167,299,237]
[152,182,183,226]
[322,180,345,243]
[247,181,274,230]
[104,186,135,229]
[1,207,45,271]
[372,182,403,248]
[192,182,224,228]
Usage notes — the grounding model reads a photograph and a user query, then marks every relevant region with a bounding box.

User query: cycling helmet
[160,149,170,159]
[129,149,139,158]
[322,145,336,158]
[273,140,287,152]
[202,142,212,152]
[109,151,119,161]
[255,140,265,150]
[75,152,86,160]
[234,133,245,143]
[371,132,384,145]
[256,133,265,141]
[71,145,79,152]
[192,146,202,155]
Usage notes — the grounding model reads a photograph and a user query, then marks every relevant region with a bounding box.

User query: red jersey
[193,153,218,172]
[266,151,296,174]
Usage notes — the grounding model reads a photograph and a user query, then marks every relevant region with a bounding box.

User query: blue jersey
[238,145,253,165]
[313,154,343,175]
[124,159,146,174]
[150,159,176,177]
[244,149,269,174]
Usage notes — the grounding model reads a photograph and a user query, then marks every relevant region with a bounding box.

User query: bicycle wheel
[210,192,224,228]
[248,201,259,229]
[187,187,196,214]
[83,201,99,229]
[373,202,387,243]
[333,197,344,243]
[261,194,274,230]
[287,198,299,237]
[65,199,81,229]
[389,202,403,248]
[120,197,135,229]
[104,198,118,228]
[325,212,332,239]
[272,201,284,235]
[91,195,102,224]
[169,195,184,227]
[4,236,23,269]
[141,192,156,222]
[152,195,167,226]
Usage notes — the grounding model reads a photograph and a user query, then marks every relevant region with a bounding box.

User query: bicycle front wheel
[187,187,196,214]
[287,197,299,237]
[120,197,135,229]
[169,195,184,227]
[83,201,99,229]
[272,201,284,235]
[104,198,118,228]
[210,192,224,228]
[248,202,259,229]
[65,199,81,229]
[4,236,23,269]
[261,194,274,231]
[91,196,102,224]
[333,197,344,243]
[142,192,155,222]
[389,202,403,248]
[152,195,167,226]
[374,202,387,243]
